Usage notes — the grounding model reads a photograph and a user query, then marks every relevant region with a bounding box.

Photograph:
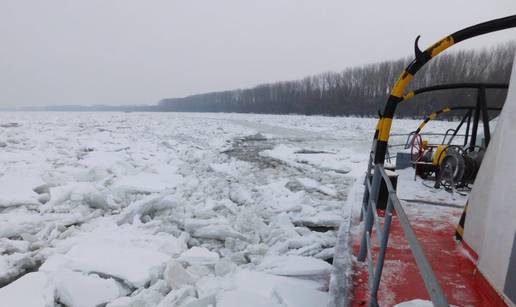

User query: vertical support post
[446,110,470,146]
[358,164,382,261]
[479,86,491,146]
[361,179,370,221]
[361,153,374,220]
[464,110,472,147]
[369,196,394,307]
[470,89,482,150]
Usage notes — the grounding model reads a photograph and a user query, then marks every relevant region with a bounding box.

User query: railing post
[369,197,394,307]
[361,153,374,220]
[358,164,382,261]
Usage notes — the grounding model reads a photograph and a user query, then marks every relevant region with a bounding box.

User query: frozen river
[0,112,460,307]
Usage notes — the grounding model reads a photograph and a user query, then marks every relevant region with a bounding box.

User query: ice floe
[0,112,464,306]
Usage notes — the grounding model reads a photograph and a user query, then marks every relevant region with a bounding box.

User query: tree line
[157,41,516,118]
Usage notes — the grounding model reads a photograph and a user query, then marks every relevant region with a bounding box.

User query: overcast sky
[1,1,515,107]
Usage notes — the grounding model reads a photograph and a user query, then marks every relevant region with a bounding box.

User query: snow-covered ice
[178,247,220,266]
[258,255,332,277]
[54,270,129,307]
[0,112,465,306]
[0,272,54,307]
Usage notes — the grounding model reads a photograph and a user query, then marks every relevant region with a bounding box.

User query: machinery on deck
[395,83,507,190]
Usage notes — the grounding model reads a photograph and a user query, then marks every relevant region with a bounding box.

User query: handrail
[357,163,449,306]
[389,132,468,137]
[389,132,466,150]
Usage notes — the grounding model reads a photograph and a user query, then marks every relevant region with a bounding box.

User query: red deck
[350,202,507,307]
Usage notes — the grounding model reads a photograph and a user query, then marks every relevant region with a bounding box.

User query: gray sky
[1,0,516,107]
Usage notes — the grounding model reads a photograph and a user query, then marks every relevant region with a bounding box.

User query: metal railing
[390,132,468,149]
[356,153,449,307]
[385,132,468,161]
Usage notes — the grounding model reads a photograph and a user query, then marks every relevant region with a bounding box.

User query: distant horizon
[3,39,516,109]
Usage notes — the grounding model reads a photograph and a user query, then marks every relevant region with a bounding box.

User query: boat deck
[350,201,507,306]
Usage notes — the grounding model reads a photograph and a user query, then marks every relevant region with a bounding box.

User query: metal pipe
[366,233,374,289]
[445,112,470,146]
[464,110,472,147]
[407,82,508,98]
[370,204,394,306]
[470,88,482,149]
[358,165,383,261]
[372,204,383,244]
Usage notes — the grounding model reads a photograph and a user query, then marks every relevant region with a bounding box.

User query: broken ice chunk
[164,259,197,289]
[47,182,108,209]
[178,247,220,266]
[112,172,183,194]
[0,173,43,208]
[105,280,168,307]
[294,211,341,228]
[0,272,54,307]
[232,270,322,298]
[214,258,237,276]
[272,281,329,307]
[156,286,196,307]
[46,242,169,288]
[55,270,129,307]
[258,255,332,277]
[181,294,216,307]
[192,225,247,241]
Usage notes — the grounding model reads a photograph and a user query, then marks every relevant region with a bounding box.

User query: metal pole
[361,153,374,220]
[358,164,382,261]
[464,110,472,147]
[470,89,482,150]
[446,111,470,146]
[369,203,394,306]
[479,86,491,146]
